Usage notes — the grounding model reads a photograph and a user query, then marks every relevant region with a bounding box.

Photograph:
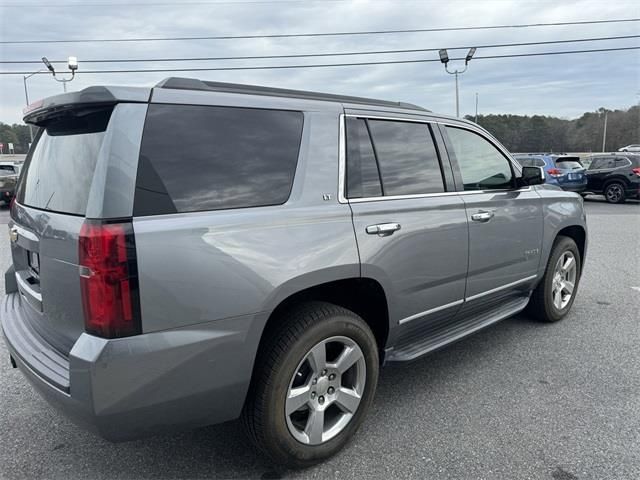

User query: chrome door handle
[471,210,495,222]
[366,223,401,235]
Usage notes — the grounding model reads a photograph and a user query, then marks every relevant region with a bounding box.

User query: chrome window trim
[338,112,529,204]
[398,274,538,325]
[338,113,348,203]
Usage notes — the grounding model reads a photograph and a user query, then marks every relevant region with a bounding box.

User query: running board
[386,295,530,363]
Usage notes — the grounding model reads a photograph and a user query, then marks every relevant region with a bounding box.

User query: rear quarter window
[135,104,304,215]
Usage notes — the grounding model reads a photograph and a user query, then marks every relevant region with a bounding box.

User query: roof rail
[155,77,428,112]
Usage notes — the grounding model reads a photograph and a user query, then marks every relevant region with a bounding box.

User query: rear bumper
[1,292,263,441]
[559,183,587,193]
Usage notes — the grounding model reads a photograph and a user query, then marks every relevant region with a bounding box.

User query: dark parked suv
[584,153,640,203]
[2,78,587,468]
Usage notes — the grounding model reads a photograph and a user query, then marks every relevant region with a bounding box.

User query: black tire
[527,236,581,322]
[604,181,626,204]
[242,301,379,469]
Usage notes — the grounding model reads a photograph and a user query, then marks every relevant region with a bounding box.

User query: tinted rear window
[345,118,382,198]
[16,107,112,216]
[135,104,303,215]
[555,160,583,170]
[367,119,444,196]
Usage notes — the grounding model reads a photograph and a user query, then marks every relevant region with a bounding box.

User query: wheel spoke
[332,345,363,374]
[307,342,326,375]
[286,385,310,415]
[304,408,324,444]
[562,255,574,272]
[553,287,562,309]
[335,387,361,413]
[562,280,575,295]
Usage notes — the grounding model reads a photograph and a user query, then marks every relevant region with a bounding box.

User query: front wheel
[242,302,379,468]
[527,236,581,322]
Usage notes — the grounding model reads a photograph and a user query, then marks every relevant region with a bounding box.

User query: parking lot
[0,197,638,480]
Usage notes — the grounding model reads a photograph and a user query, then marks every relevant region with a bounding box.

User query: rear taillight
[78,220,141,339]
[547,168,563,177]
[632,167,640,177]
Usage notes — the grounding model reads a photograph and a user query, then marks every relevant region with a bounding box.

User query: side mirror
[519,166,545,186]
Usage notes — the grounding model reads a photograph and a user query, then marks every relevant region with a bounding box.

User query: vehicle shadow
[43,314,540,479]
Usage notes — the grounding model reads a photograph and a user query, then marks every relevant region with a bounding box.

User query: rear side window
[345,118,382,198]
[345,118,445,198]
[615,158,632,168]
[135,104,303,215]
[17,107,112,216]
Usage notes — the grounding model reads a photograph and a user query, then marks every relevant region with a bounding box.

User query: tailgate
[9,106,113,356]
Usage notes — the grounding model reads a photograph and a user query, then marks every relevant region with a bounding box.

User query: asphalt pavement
[0,196,639,480]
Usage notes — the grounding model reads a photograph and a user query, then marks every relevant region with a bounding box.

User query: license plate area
[27,251,40,281]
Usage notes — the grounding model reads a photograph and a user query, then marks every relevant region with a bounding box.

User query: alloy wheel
[285,336,366,445]
[551,251,577,310]
[606,184,623,203]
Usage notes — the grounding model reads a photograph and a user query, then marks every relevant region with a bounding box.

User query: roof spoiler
[23,86,151,125]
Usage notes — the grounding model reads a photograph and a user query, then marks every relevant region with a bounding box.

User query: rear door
[343,113,468,338]
[440,124,543,310]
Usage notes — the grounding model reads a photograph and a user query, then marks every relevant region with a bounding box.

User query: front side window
[135,104,304,215]
[445,127,514,191]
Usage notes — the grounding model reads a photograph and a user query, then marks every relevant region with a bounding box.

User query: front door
[440,124,543,310]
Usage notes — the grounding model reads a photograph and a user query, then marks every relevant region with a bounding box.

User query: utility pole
[474,92,479,123]
[602,111,608,152]
[438,48,477,117]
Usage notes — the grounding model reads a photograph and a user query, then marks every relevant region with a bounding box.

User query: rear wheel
[604,182,626,204]
[242,302,379,468]
[527,236,581,322]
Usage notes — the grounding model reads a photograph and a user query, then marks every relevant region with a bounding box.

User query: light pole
[601,111,608,152]
[42,56,78,92]
[23,69,46,142]
[439,48,476,117]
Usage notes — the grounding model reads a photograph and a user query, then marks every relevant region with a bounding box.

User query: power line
[3,34,637,64]
[2,18,639,45]
[1,46,637,75]
[0,0,343,6]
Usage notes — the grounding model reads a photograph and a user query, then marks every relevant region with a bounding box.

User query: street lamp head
[438,49,449,65]
[465,47,477,65]
[68,56,78,71]
[42,57,55,74]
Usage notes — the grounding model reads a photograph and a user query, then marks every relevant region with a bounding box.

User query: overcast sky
[1,0,639,124]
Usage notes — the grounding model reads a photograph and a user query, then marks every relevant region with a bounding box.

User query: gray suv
[2,78,587,468]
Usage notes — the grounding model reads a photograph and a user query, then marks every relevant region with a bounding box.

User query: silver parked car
[2,78,587,468]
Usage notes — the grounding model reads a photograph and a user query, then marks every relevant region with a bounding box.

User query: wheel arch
[257,277,391,365]
[556,225,586,265]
